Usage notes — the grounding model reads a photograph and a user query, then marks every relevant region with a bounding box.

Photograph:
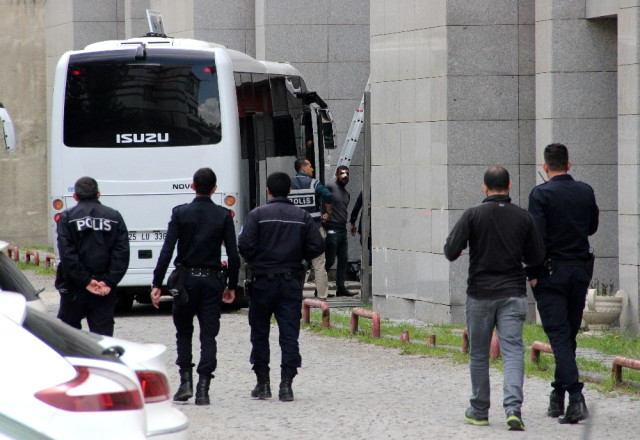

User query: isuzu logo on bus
[116,133,170,144]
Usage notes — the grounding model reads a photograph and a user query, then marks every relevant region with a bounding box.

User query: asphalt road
[26,271,640,440]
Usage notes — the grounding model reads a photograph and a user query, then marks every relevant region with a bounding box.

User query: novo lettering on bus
[116,133,170,143]
[172,183,191,190]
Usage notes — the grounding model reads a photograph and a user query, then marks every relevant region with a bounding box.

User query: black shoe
[251,383,272,399]
[279,372,294,402]
[547,390,564,418]
[173,368,193,402]
[558,394,589,424]
[336,290,358,297]
[251,371,272,399]
[194,374,212,406]
[463,407,488,426]
[506,410,525,431]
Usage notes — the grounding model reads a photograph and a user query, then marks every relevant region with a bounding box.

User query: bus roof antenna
[145,9,167,37]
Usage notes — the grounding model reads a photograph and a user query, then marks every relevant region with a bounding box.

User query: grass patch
[303,308,640,395]
[15,260,56,276]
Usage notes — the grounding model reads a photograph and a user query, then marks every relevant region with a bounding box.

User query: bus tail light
[136,370,170,403]
[54,213,61,223]
[52,199,64,210]
[224,195,236,206]
[35,366,143,412]
[229,210,235,218]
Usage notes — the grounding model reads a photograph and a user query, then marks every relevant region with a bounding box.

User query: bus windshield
[64,49,221,148]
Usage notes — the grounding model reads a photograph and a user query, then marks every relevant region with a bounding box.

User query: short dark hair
[483,166,510,191]
[336,165,349,175]
[544,143,569,172]
[267,172,291,197]
[294,159,308,172]
[74,176,99,200]
[193,168,217,195]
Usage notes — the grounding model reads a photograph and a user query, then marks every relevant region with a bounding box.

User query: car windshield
[0,252,38,300]
[23,307,122,363]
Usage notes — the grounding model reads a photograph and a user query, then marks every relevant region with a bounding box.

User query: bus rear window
[64,51,221,147]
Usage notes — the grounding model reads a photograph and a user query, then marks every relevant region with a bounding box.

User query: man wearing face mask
[324,166,357,297]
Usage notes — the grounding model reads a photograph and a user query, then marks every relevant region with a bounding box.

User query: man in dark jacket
[56,176,130,337]
[238,172,324,402]
[528,143,599,424]
[151,167,240,406]
[325,165,356,296]
[445,166,545,431]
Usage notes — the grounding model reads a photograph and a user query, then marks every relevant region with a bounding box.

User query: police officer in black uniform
[56,176,130,337]
[528,144,599,424]
[151,168,240,406]
[238,172,324,401]
[290,158,333,300]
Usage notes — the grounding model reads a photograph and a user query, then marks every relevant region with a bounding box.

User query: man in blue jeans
[445,166,545,431]
[325,166,357,297]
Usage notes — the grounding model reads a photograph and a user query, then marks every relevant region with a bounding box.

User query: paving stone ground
[25,271,640,440]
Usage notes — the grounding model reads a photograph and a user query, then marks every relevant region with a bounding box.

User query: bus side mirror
[0,103,17,152]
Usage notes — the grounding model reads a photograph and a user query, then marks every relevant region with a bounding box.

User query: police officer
[238,172,324,402]
[56,176,130,337]
[528,144,599,424]
[290,158,333,300]
[150,168,240,406]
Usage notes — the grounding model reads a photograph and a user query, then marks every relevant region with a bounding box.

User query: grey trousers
[466,295,527,417]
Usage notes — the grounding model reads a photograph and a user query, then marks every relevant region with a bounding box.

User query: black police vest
[289,175,320,220]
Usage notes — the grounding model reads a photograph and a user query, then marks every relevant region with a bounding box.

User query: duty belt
[186,267,223,278]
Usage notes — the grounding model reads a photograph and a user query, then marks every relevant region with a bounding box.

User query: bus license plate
[128,231,166,242]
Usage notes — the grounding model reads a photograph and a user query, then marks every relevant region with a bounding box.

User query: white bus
[49,35,335,311]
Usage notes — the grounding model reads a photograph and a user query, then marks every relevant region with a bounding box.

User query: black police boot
[251,371,272,399]
[278,371,294,402]
[547,390,564,418]
[194,374,212,406]
[558,394,589,424]
[173,368,193,402]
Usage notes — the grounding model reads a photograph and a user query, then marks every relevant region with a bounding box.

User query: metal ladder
[335,78,371,173]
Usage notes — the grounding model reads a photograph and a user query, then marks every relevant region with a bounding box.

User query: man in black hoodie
[445,166,545,431]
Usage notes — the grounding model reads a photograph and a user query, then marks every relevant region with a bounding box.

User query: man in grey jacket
[444,166,545,431]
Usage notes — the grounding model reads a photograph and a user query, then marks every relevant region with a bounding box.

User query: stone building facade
[2,0,640,333]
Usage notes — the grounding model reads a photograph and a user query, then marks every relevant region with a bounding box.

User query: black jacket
[153,196,240,288]
[57,199,130,290]
[444,195,545,299]
[238,197,325,275]
[528,174,599,262]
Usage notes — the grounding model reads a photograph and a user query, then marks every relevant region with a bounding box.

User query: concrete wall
[0,0,47,246]
[370,1,537,323]
[617,1,640,335]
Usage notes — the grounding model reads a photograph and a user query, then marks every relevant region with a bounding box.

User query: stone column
[617,2,640,334]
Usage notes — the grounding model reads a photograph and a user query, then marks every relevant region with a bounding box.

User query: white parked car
[0,294,148,440]
[0,241,189,440]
